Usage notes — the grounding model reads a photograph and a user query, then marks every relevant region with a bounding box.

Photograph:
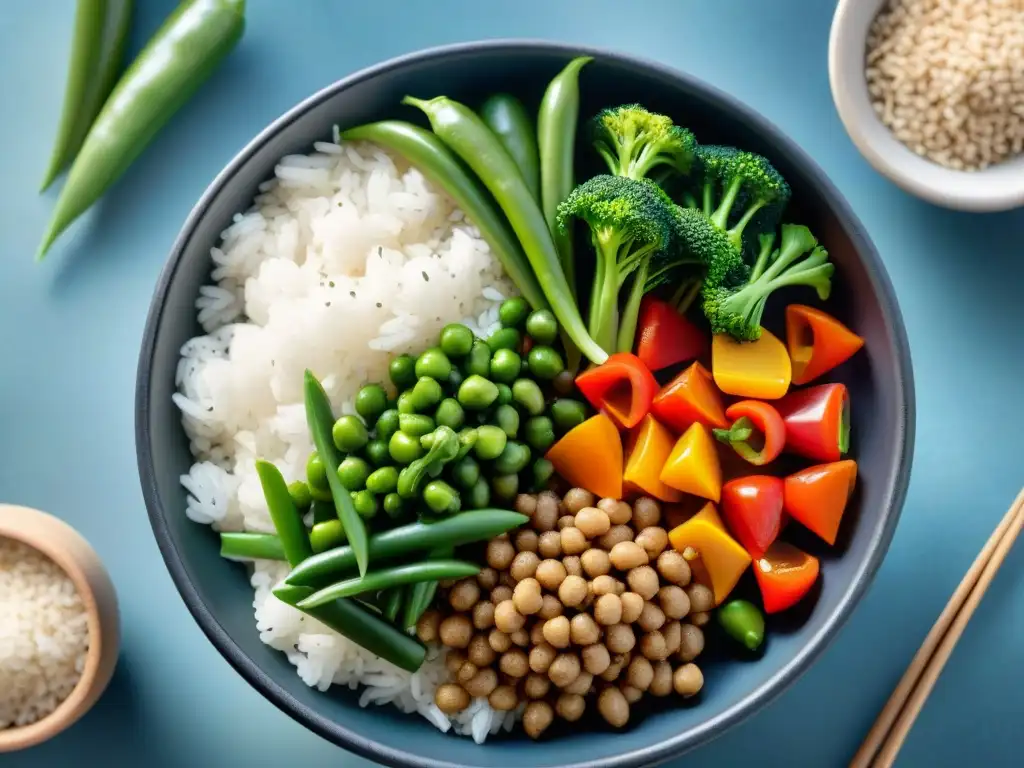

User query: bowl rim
[136,38,916,768]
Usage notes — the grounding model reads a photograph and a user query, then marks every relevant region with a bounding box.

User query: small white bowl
[829,0,1024,212]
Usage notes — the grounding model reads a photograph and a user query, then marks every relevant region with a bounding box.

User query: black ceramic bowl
[136,41,914,768]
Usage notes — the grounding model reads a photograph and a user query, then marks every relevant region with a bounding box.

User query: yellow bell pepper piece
[624,415,683,502]
[659,422,722,502]
[711,328,792,400]
[546,414,622,499]
[668,502,751,605]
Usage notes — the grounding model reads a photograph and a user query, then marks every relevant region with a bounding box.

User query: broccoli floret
[591,105,697,182]
[558,175,680,353]
[701,223,834,341]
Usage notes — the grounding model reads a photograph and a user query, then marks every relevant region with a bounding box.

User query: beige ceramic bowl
[829,0,1024,211]
[0,505,120,753]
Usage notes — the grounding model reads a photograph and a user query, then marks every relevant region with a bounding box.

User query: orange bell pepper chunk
[651,362,728,433]
[623,415,683,502]
[711,328,792,400]
[668,502,751,605]
[545,413,622,499]
[659,422,722,502]
[785,305,864,385]
[783,459,857,545]
[753,541,820,613]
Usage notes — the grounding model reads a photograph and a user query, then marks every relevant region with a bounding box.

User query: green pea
[531,458,555,489]
[466,477,491,509]
[490,348,522,384]
[375,409,400,441]
[550,398,588,434]
[463,340,491,378]
[494,404,520,439]
[399,413,435,437]
[718,599,766,651]
[423,479,460,514]
[332,415,369,453]
[446,367,464,395]
[383,492,405,519]
[440,324,474,358]
[309,520,346,554]
[389,354,417,388]
[415,348,452,380]
[337,456,371,491]
[495,383,513,406]
[419,431,437,449]
[552,370,575,396]
[355,384,388,423]
[396,391,418,414]
[487,327,521,352]
[412,377,444,411]
[306,452,332,501]
[493,440,531,474]
[351,490,378,520]
[523,416,556,453]
[389,431,424,464]
[364,439,391,467]
[456,428,478,460]
[458,375,500,410]
[287,481,312,511]
[435,398,465,430]
[366,466,399,495]
[498,297,530,328]
[474,425,507,460]
[310,498,337,525]
[491,473,519,500]
[449,456,481,490]
[527,346,565,380]
[512,379,545,416]
[525,309,558,345]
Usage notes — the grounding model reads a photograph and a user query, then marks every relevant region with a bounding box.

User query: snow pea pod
[37,0,246,258]
[480,93,540,200]
[219,532,285,562]
[297,560,480,609]
[341,121,546,314]
[254,460,312,568]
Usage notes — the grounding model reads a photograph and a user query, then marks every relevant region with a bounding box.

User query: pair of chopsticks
[851,487,1024,768]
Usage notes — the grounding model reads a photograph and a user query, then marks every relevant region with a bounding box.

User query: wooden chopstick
[851,487,1024,768]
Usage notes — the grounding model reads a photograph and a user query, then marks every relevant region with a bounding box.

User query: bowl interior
[138,43,912,768]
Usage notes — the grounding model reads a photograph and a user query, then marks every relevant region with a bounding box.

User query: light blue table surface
[3,1,1023,766]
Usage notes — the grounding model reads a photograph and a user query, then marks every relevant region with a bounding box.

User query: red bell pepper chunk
[784,459,858,545]
[774,383,849,462]
[713,400,786,466]
[651,361,728,433]
[575,353,657,430]
[720,475,784,558]
[634,296,708,372]
[753,541,820,613]
[785,305,864,385]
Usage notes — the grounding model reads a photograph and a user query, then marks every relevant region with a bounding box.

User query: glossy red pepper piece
[774,383,849,462]
[713,400,786,466]
[634,296,708,372]
[720,475,784,558]
[575,353,658,430]
[753,541,820,613]
[785,305,864,385]
[650,361,728,432]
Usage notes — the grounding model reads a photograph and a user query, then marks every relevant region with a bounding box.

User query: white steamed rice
[174,136,521,742]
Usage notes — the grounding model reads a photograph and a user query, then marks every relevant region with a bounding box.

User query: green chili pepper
[403,95,607,365]
[304,370,369,577]
[479,93,540,200]
[219,532,285,561]
[254,460,312,568]
[298,560,480,609]
[396,426,460,499]
[285,509,527,587]
[718,599,766,651]
[41,0,135,191]
[273,585,425,672]
[341,121,546,313]
[402,546,453,629]
[38,0,247,258]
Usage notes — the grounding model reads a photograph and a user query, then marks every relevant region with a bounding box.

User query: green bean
[364,439,391,467]
[494,404,520,439]
[537,56,591,296]
[219,532,286,562]
[382,587,405,622]
[38,0,247,258]
[375,409,401,441]
[396,391,418,414]
[355,384,388,423]
[389,354,417,388]
[273,584,425,672]
[465,478,491,509]
[337,456,371,491]
[415,348,452,381]
[285,509,527,586]
[490,348,522,384]
[498,297,531,329]
[287,480,312,511]
[527,346,565,380]
[310,519,346,554]
[449,455,481,490]
[495,382,513,406]
[399,413,436,438]
[474,425,507,460]
[479,94,540,200]
[458,375,499,410]
[718,599,766,651]
[439,323,474,357]
[352,490,378,520]
[366,466,399,495]
[512,378,545,416]
[525,309,559,346]
[332,415,369,453]
[435,398,465,430]
[389,431,424,464]
[491,473,519,500]
[304,370,369,577]
[403,95,606,365]
[410,377,443,411]
[401,546,453,629]
[487,327,521,353]
[550,398,588,434]
[383,492,405,519]
[523,416,556,453]
[531,457,555,489]
[423,480,460,514]
[493,441,532,474]
[463,340,491,378]
[306,452,332,501]
[255,460,313,568]
[298,560,480,609]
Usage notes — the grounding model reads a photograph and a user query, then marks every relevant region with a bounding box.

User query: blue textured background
[2,1,1023,766]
